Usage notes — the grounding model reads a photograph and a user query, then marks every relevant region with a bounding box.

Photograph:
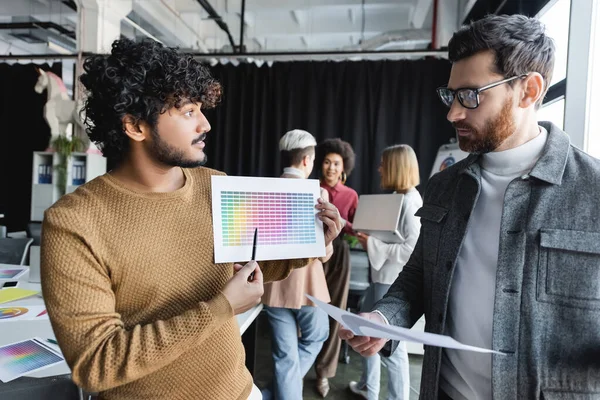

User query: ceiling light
[123,17,163,44]
[47,40,72,54]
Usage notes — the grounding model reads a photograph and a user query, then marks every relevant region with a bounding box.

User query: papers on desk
[0,305,48,322]
[0,267,28,281]
[0,288,39,305]
[0,338,65,382]
[307,295,504,355]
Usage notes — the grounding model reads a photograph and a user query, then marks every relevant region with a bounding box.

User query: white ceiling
[181,0,435,52]
[0,0,77,55]
[0,0,449,55]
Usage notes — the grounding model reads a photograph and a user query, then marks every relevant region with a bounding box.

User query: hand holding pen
[222,228,263,315]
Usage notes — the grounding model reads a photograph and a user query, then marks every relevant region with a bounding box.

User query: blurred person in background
[350,144,422,400]
[313,138,359,397]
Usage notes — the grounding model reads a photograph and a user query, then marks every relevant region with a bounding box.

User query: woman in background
[349,144,422,400]
[313,138,359,397]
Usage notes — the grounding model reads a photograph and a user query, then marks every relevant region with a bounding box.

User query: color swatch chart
[211,176,326,263]
[221,191,316,246]
[0,339,64,382]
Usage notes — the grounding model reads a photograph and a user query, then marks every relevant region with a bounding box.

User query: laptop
[352,193,405,243]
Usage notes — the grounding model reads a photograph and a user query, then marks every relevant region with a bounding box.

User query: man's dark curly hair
[316,138,356,177]
[79,38,222,162]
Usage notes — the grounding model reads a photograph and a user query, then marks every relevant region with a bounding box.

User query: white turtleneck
[439,126,548,400]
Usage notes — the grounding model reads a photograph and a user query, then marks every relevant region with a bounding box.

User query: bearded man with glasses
[340,13,600,400]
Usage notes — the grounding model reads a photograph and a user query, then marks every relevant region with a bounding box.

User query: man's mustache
[192,133,207,145]
[452,122,474,131]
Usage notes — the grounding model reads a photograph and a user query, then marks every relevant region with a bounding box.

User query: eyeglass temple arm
[477,74,528,93]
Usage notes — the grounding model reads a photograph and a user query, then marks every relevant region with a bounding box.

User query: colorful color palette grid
[0,339,64,382]
[221,191,316,246]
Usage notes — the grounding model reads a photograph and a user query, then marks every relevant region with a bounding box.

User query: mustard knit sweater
[40,167,308,399]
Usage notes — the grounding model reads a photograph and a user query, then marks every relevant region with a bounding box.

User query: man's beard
[147,126,207,168]
[454,98,516,154]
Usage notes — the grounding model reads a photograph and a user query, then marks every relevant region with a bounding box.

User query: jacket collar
[459,121,569,185]
[528,121,569,185]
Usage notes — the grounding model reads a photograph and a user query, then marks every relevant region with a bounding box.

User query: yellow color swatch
[0,288,39,305]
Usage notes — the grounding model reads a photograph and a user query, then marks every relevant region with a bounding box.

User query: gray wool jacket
[374,122,600,399]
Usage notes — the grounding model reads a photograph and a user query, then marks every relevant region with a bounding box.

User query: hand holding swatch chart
[211,176,326,263]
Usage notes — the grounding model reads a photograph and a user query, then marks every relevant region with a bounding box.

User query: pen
[248,228,258,281]
[251,228,258,261]
[46,338,58,345]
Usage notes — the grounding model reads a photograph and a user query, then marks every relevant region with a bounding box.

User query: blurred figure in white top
[350,144,422,400]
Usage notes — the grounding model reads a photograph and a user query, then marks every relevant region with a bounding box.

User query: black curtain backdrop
[0,63,61,232]
[203,58,455,196]
[2,60,453,231]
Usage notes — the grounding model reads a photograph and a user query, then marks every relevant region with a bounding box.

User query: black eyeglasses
[436,74,527,109]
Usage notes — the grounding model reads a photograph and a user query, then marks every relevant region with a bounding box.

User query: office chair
[340,248,371,364]
[26,222,43,245]
[0,237,34,265]
[0,212,6,238]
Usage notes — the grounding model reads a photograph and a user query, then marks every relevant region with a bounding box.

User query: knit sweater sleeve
[261,257,313,282]
[40,208,234,393]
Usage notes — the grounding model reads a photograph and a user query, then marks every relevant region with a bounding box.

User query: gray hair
[448,14,555,107]
[279,129,317,151]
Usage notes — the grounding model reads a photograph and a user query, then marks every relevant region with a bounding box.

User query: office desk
[0,266,263,397]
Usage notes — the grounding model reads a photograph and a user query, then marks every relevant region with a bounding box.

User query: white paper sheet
[307,294,504,355]
[211,176,326,263]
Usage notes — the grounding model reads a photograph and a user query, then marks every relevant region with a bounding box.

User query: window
[537,0,571,129]
[538,98,565,129]
[539,0,571,86]
[587,1,600,158]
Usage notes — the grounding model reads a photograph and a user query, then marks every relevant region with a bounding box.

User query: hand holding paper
[315,198,343,246]
[306,294,504,355]
[340,311,389,357]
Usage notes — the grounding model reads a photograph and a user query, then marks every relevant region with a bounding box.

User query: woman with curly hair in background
[40,38,342,400]
[313,138,359,397]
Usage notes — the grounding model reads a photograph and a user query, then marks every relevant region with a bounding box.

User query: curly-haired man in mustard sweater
[40,38,342,400]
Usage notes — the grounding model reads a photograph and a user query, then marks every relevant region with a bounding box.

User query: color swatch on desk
[0,306,47,322]
[220,191,317,246]
[0,288,39,305]
[0,307,28,320]
[0,338,64,382]
[0,268,27,280]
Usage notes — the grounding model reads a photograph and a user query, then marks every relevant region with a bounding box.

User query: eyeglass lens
[457,90,478,108]
[438,88,479,109]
